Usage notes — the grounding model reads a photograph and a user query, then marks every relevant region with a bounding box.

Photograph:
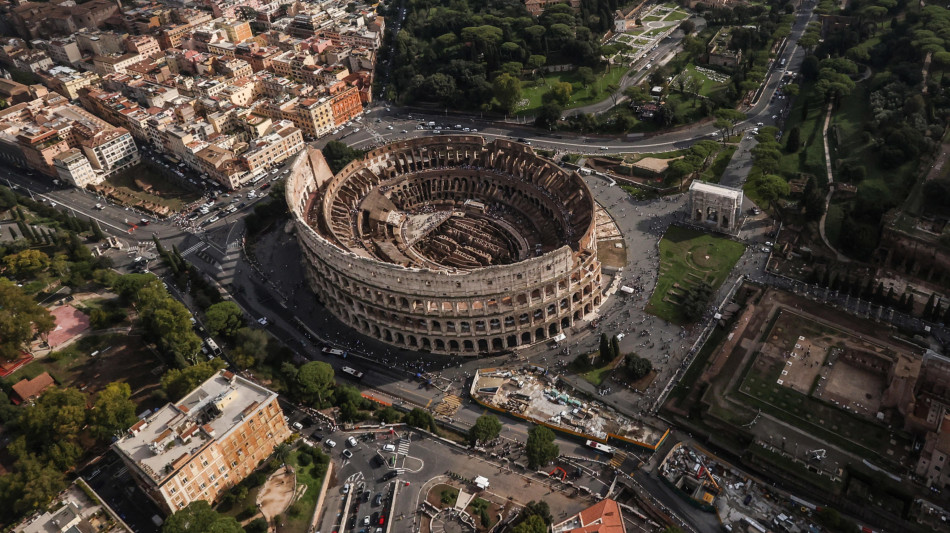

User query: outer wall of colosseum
[286,136,603,355]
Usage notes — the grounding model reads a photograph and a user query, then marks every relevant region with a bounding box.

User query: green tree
[598,333,610,362]
[162,501,244,533]
[295,361,335,407]
[682,282,714,322]
[405,408,438,433]
[3,249,50,278]
[543,82,572,106]
[535,102,562,129]
[512,515,548,533]
[0,455,66,519]
[204,301,245,337]
[493,73,523,115]
[0,280,55,360]
[609,335,621,362]
[89,382,138,441]
[754,174,790,210]
[469,414,503,445]
[625,354,653,380]
[521,501,553,525]
[577,66,595,88]
[231,327,269,369]
[322,141,366,174]
[525,425,559,469]
[160,359,227,400]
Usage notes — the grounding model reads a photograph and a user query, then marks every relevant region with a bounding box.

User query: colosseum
[285,136,603,355]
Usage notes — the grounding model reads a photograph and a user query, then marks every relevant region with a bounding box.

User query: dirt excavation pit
[257,465,298,521]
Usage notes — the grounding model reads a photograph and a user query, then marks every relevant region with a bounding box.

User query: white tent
[474,476,489,490]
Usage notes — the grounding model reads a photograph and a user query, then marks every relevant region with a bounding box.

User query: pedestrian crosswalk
[433,394,462,417]
[609,450,627,469]
[397,438,410,456]
[181,241,207,256]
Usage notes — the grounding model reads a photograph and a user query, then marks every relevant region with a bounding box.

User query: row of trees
[0,382,138,522]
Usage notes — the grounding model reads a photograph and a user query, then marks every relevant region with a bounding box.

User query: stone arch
[561,317,571,329]
[507,335,518,348]
[449,340,460,352]
[535,327,545,340]
[478,339,489,352]
[492,338,504,351]
[531,288,542,301]
[521,332,532,344]
[436,339,446,351]
[547,304,557,316]
[422,337,432,350]
[384,329,393,342]
[548,323,559,335]
[395,332,405,345]
[408,335,418,347]
[463,340,474,352]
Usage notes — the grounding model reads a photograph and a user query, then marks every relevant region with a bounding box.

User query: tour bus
[341,366,364,380]
[204,338,222,356]
[322,347,346,357]
[585,440,615,455]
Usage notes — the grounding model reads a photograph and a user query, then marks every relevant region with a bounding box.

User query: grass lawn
[665,10,689,21]
[582,362,614,386]
[680,64,728,97]
[646,226,746,324]
[519,67,628,115]
[641,15,661,21]
[283,447,330,533]
[778,81,826,181]
[105,164,202,213]
[824,203,845,245]
[665,92,707,126]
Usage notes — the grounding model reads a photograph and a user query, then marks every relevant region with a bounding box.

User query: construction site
[470,367,669,450]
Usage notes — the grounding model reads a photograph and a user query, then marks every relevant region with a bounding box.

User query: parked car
[326,439,337,448]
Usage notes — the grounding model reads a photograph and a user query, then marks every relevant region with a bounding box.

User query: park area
[646,226,745,324]
[517,67,628,115]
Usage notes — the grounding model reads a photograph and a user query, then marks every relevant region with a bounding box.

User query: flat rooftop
[114,370,275,484]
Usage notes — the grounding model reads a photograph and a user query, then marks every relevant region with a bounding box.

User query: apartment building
[41,66,100,100]
[241,120,303,173]
[114,370,291,514]
[54,148,100,187]
[80,128,139,175]
[330,85,362,126]
[93,53,143,75]
[127,35,162,58]
[217,20,253,44]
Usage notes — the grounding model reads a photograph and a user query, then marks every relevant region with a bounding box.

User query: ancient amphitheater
[285,136,603,355]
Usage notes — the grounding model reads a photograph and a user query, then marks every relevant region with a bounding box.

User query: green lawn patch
[778,81,826,181]
[641,15,661,21]
[582,363,614,386]
[283,446,330,533]
[679,64,728,97]
[665,11,689,21]
[518,67,629,115]
[647,226,746,324]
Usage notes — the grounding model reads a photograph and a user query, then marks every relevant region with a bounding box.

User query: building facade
[114,370,291,514]
[286,136,603,355]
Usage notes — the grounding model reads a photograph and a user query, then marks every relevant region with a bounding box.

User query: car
[258,317,268,326]
[343,449,353,459]
[342,483,350,494]
[363,491,371,503]
[347,436,358,447]
[516,138,531,145]
[463,127,470,132]
[600,146,608,151]
[765,241,774,247]
[140,218,150,225]
[756,122,764,127]
[386,125,393,130]
[326,439,337,448]
[381,470,398,481]
[400,129,408,133]
[271,168,280,175]
[208,216,219,223]
[260,183,271,190]
[363,516,370,526]
[382,444,395,452]
[374,493,383,506]
[292,422,303,431]
[94,203,105,210]
[471,128,477,132]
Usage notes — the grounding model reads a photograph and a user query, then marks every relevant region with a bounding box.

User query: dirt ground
[70,334,166,408]
[820,361,885,415]
[258,466,296,521]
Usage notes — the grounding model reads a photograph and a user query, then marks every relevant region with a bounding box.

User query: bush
[245,518,268,533]
[246,472,267,488]
[237,504,258,521]
[625,354,653,380]
[287,503,302,517]
[297,453,313,466]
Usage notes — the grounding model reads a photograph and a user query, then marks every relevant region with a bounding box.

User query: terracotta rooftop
[11,372,55,403]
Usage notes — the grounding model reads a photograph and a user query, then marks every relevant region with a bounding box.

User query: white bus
[585,440,615,455]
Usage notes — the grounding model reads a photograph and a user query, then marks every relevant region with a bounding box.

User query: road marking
[424,398,432,408]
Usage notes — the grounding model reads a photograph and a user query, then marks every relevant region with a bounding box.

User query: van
[579,168,593,176]
[427,121,435,127]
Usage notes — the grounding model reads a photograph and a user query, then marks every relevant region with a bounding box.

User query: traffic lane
[636,472,723,533]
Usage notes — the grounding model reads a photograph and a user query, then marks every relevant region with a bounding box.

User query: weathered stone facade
[688,181,743,232]
[286,136,603,355]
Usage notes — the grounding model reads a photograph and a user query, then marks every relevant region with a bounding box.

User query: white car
[326,439,337,448]
[386,125,394,130]
[342,483,349,493]
[382,444,395,452]
[208,216,219,223]
[292,422,303,431]
[258,317,268,326]
[346,436,358,447]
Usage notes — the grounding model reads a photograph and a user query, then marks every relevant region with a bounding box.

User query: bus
[341,366,364,380]
[204,338,222,356]
[322,347,346,357]
[585,440,615,455]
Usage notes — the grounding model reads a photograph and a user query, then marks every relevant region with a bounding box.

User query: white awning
[552,333,566,342]
[620,285,635,294]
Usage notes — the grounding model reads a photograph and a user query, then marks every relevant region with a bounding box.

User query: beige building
[114,370,291,514]
[241,120,304,173]
[42,66,100,100]
[53,148,99,187]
